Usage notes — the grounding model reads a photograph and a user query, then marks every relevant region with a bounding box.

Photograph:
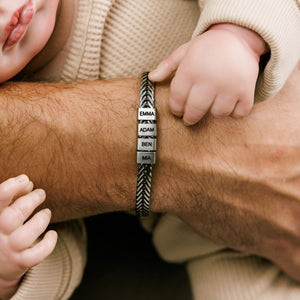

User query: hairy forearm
[0,79,215,221]
[0,80,140,220]
[0,78,234,223]
[0,78,232,222]
[169,65,300,280]
[0,74,298,223]
[0,67,300,281]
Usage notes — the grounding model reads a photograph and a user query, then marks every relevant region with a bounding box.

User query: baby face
[0,0,60,82]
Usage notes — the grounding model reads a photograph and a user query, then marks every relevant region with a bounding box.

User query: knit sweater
[194,0,300,101]
[11,220,87,300]
[11,0,300,299]
[34,0,300,101]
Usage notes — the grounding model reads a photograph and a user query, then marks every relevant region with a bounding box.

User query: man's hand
[151,63,300,281]
[0,64,299,282]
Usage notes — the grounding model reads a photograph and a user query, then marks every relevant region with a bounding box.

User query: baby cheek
[0,49,32,83]
[0,58,16,83]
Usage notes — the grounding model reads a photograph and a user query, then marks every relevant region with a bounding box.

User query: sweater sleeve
[194,0,300,102]
[10,219,87,300]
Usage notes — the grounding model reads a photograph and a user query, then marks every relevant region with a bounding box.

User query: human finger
[183,84,216,126]
[18,230,57,268]
[10,208,52,252]
[169,70,193,117]
[210,95,237,118]
[0,175,33,212]
[0,189,46,234]
[231,97,253,118]
[149,42,190,82]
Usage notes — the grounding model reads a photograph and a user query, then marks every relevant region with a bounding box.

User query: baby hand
[149,24,266,125]
[0,175,57,299]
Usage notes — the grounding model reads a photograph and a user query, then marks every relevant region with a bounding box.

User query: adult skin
[0,64,299,283]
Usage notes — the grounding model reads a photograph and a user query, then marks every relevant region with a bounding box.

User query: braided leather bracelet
[136,72,157,217]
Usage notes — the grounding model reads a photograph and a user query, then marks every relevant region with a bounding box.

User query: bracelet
[136,72,157,217]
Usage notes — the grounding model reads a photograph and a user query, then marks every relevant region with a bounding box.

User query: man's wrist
[209,23,269,60]
[149,82,209,215]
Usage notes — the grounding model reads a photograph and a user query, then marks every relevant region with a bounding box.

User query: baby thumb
[149,41,190,82]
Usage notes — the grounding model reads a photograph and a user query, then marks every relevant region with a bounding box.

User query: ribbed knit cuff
[10,220,87,300]
[193,0,300,101]
[10,241,71,300]
[61,0,114,81]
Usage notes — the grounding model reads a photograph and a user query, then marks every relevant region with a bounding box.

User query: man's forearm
[0,78,217,220]
[0,78,223,221]
[0,66,300,281]
[158,64,300,281]
[0,79,140,220]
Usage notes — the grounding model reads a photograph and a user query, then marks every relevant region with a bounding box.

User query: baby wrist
[0,277,20,299]
[0,278,20,288]
[209,23,268,60]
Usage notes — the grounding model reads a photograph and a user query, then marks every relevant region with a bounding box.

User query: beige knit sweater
[11,0,300,299]
[11,220,87,300]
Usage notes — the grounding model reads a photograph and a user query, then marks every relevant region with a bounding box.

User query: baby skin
[0,175,57,300]
[149,23,268,125]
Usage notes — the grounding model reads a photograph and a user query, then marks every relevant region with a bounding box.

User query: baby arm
[0,175,57,300]
[149,24,268,125]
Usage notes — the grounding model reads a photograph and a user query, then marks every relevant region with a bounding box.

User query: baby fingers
[210,95,238,118]
[0,175,33,212]
[169,71,192,117]
[17,230,57,269]
[183,84,216,126]
[231,97,253,118]
[0,189,46,234]
[9,208,52,252]
[149,42,190,82]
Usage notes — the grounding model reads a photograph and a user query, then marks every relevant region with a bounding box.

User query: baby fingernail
[43,208,51,216]
[183,119,192,126]
[149,69,158,79]
[171,109,183,117]
[15,174,29,184]
[35,189,46,198]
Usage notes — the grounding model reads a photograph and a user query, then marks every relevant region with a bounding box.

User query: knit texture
[59,0,200,81]
[10,0,300,299]
[193,0,300,102]
[60,0,300,100]
[187,252,300,300]
[61,0,115,81]
[11,220,87,300]
[153,214,300,300]
[99,0,200,78]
